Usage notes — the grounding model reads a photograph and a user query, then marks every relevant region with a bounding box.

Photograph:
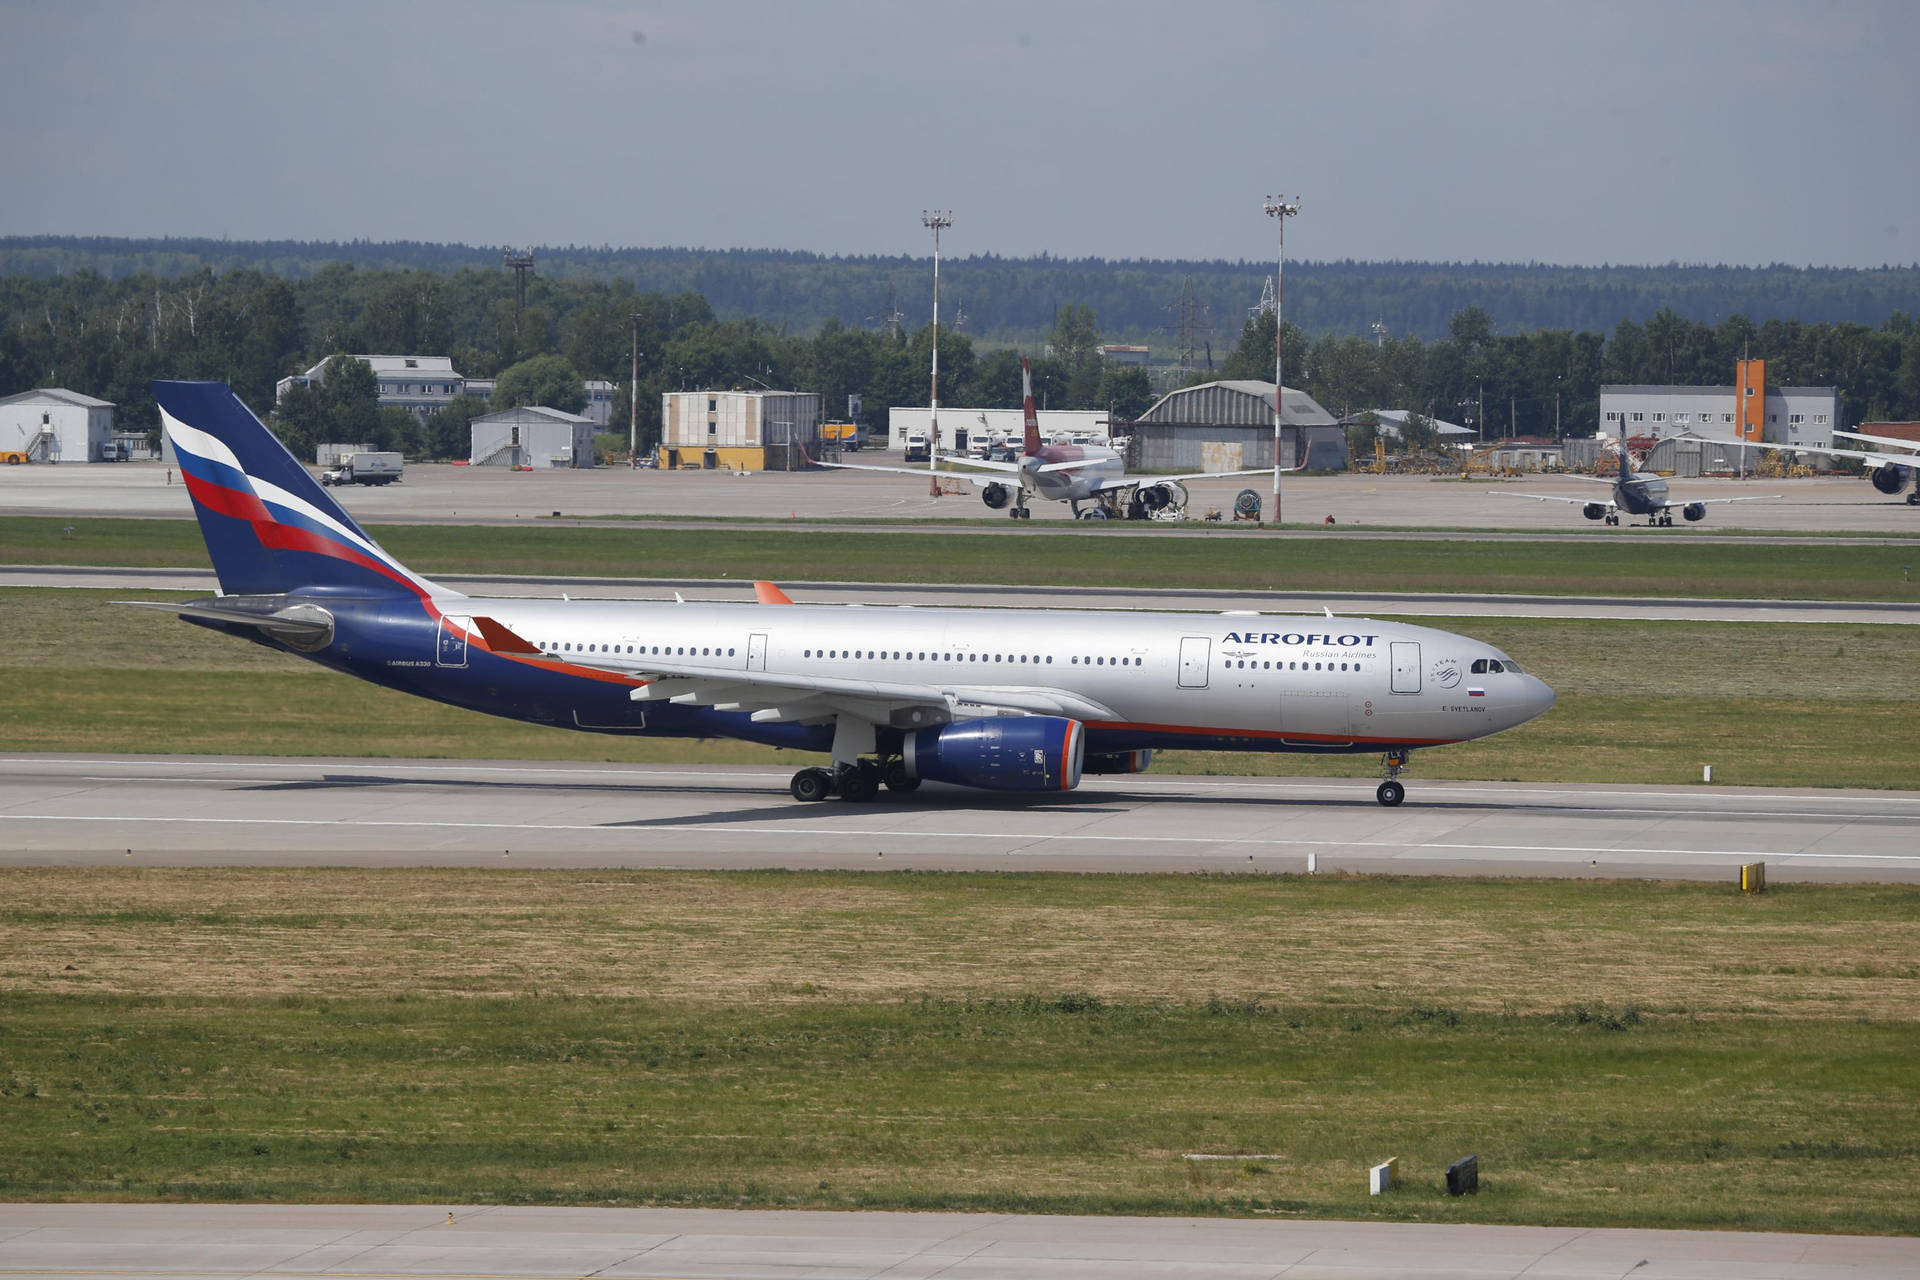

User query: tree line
[2,263,1916,460]
[6,235,1918,345]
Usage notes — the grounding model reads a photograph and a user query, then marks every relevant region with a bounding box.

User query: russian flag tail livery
[1021,356,1043,456]
[153,380,440,601]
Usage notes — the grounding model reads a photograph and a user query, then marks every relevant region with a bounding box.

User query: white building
[582,380,618,427]
[1599,384,1841,449]
[277,355,484,421]
[468,406,598,468]
[0,388,115,462]
[887,407,1108,453]
[661,390,822,471]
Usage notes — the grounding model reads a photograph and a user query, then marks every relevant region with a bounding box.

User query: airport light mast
[923,210,953,497]
[1263,194,1300,525]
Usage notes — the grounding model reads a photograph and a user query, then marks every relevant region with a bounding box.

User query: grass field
[3,587,1915,788]
[6,515,1920,601]
[2,869,1916,1231]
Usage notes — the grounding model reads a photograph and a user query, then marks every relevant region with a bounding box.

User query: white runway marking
[9,811,1917,864]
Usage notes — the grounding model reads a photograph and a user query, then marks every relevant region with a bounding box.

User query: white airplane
[1704,428,1920,506]
[143,379,1555,808]
[817,358,1270,520]
[1497,428,1777,525]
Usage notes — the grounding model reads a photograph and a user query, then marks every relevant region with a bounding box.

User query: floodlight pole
[629,314,641,469]
[923,210,953,497]
[1264,194,1300,526]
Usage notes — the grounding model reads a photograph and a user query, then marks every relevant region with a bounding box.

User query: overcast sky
[3,0,1915,267]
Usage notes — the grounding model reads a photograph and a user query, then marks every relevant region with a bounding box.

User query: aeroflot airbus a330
[144,381,1554,806]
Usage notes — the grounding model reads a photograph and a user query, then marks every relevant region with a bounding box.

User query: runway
[4,754,1915,881]
[8,563,1918,625]
[1,1204,1914,1280]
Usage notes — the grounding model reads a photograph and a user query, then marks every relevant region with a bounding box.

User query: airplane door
[747,632,768,672]
[1177,636,1211,688]
[437,616,471,668]
[1390,641,1420,694]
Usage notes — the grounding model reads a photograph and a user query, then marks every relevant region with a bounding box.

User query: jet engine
[1682,503,1707,522]
[1135,481,1188,514]
[981,482,1012,509]
[902,716,1084,792]
[1084,748,1153,775]
[1582,503,1607,521]
[1872,463,1909,496]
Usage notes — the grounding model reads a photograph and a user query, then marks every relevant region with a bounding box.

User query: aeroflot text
[1222,631,1379,647]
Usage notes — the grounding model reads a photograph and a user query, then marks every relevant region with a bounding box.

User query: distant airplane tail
[1021,356,1043,456]
[1616,425,1633,479]
[152,380,441,602]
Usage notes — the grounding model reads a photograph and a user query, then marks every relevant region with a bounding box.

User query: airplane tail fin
[1021,356,1042,456]
[1617,425,1633,479]
[153,380,442,602]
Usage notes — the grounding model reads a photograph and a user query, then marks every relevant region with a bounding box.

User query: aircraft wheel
[1079,508,1110,520]
[839,766,880,802]
[789,768,833,803]
[1376,779,1406,807]
[884,760,921,792]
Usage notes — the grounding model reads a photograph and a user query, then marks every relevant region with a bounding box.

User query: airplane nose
[1520,675,1556,723]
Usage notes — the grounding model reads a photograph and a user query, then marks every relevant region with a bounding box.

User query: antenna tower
[1163,275,1212,374]
[878,283,905,340]
[503,248,535,340]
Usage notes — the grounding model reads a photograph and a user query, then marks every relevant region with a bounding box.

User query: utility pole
[922,210,953,497]
[629,314,641,469]
[1263,194,1300,525]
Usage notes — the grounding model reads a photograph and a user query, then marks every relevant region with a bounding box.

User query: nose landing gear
[1376,750,1411,807]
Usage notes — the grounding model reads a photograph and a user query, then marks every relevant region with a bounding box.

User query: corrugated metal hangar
[1129,381,1348,471]
[469,406,598,468]
[0,388,117,462]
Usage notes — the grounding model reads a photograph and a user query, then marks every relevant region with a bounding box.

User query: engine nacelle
[1084,748,1153,775]
[1872,463,1909,496]
[1682,503,1707,522]
[903,716,1084,792]
[1135,481,1188,513]
[1582,503,1607,521]
[981,482,1011,509]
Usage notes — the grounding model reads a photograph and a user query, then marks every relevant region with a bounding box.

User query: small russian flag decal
[1467,688,1485,698]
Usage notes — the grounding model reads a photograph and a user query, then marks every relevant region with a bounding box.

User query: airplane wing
[1082,467,1272,495]
[476,617,1117,727]
[1682,433,1914,469]
[1489,490,1600,505]
[809,455,1017,486]
[1836,429,1920,455]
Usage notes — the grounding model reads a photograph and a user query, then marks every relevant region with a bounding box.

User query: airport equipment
[1445,1155,1479,1195]
[1369,1158,1398,1195]
[1742,862,1766,893]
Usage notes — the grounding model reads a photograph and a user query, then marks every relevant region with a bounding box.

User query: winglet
[754,580,794,605]
[472,616,542,654]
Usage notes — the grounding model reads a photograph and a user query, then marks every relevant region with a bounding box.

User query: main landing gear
[1376,749,1411,807]
[789,757,919,802]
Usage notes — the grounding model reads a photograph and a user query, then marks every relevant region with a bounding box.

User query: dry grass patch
[5,870,1917,1021]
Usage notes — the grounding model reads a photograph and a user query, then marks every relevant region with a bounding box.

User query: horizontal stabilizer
[119,598,334,648]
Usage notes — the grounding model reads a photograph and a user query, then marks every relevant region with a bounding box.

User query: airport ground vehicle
[903,433,931,462]
[145,380,1554,808]
[319,451,403,486]
[821,423,866,451]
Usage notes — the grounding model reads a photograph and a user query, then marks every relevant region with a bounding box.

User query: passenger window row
[1226,659,1364,672]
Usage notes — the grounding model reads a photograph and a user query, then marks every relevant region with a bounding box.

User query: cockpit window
[1500,658,1521,672]
[1470,658,1488,674]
